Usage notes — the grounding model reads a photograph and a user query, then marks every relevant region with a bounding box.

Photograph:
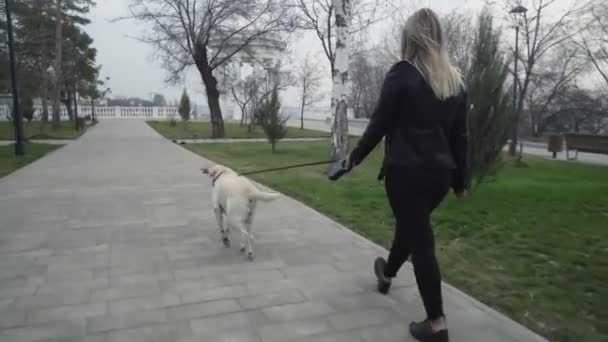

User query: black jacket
[350,61,469,193]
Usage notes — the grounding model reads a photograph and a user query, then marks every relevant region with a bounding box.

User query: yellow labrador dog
[201,164,280,261]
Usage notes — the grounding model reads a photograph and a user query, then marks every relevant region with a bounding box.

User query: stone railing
[0,105,180,120]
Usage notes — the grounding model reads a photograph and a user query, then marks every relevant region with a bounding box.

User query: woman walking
[345,8,469,342]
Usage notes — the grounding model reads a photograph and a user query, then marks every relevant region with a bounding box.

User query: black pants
[384,166,450,321]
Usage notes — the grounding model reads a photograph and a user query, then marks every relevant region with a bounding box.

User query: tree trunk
[51,0,63,128]
[61,87,74,121]
[73,88,79,130]
[509,63,532,156]
[300,92,306,130]
[239,104,247,127]
[195,54,225,138]
[206,84,225,138]
[33,0,48,123]
[91,97,95,121]
[330,0,352,160]
[41,69,49,122]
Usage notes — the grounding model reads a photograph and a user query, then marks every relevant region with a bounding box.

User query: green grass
[0,143,61,178]
[0,121,84,140]
[186,140,608,342]
[147,120,329,140]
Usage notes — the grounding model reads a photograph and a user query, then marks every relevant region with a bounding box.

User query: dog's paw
[240,246,246,254]
[247,252,255,262]
[222,237,231,248]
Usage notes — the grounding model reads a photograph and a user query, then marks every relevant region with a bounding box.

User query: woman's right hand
[344,155,354,172]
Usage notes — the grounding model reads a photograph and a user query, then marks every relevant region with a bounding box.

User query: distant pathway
[290,119,608,166]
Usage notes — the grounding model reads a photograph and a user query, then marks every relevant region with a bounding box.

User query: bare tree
[373,0,426,66]
[329,0,351,159]
[577,2,608,89]
[497,0,592,154]
[442,10,475,73]
[525,43,588,136]
[228,69,262,127]
[350,51,386,119]
[292,0,384,73]
[549,85,608,133]
[292,0,389,158]
[123,0,296,138]
[227,62,293,130]
[296,53,323,129]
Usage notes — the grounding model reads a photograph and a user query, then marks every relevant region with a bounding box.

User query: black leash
[239,160,337,176]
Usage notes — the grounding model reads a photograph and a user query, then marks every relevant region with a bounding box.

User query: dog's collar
[212,171,226,186]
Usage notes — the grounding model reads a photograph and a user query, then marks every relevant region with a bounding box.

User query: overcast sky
[84,0,487,107]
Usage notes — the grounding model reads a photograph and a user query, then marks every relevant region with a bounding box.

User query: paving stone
[181,329,260,342]
[359,322,410,342]
[13,289,91,311]
[262,301,335,322]
[106,321,192,342]
[109,272,173,287]
[87,310,168,333]
[180,284,249,304]
[35,278,109,296]
[109,293,180,314]
[36,333,108,342]
[324,292,397,312]
[190,311,266,336]
[166,299,241,321]
[28,302,107,324]
[328,308,398,331]
[0,310,26,329]
[295,330,367,342]
[257,319,332,342]
[237,289,307,310]
[0,285,37,300]
[0,319,86,342]
[90,284,162,302]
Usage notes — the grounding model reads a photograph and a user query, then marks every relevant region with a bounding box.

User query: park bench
[563,133,608,160]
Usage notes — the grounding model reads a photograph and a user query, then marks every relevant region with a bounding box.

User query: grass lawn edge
[0,121,92,141]
[0,143,64,181]
[146,120,331,140]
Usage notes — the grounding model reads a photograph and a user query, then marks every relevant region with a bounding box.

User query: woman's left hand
[454,190,467,200]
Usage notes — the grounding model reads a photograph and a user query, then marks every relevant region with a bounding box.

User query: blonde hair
[401,8,463,100]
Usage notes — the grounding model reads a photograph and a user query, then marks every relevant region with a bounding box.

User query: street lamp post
[4,0,25,156]
[509,5,528,156]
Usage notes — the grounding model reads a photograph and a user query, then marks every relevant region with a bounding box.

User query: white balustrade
[0,105,181,121]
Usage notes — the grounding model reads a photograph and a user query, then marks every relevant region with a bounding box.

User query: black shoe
[374,257,391,294]
[409,320,449,342]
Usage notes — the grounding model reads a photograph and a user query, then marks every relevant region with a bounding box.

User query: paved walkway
[0,120,547,342]
[173,137,328,144]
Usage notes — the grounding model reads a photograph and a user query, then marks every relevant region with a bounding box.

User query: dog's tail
[249,189,281,202]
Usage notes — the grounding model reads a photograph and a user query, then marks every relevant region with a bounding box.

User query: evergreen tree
[465,11,514,187]
[178,90,191,122]
[255,87,287,153]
